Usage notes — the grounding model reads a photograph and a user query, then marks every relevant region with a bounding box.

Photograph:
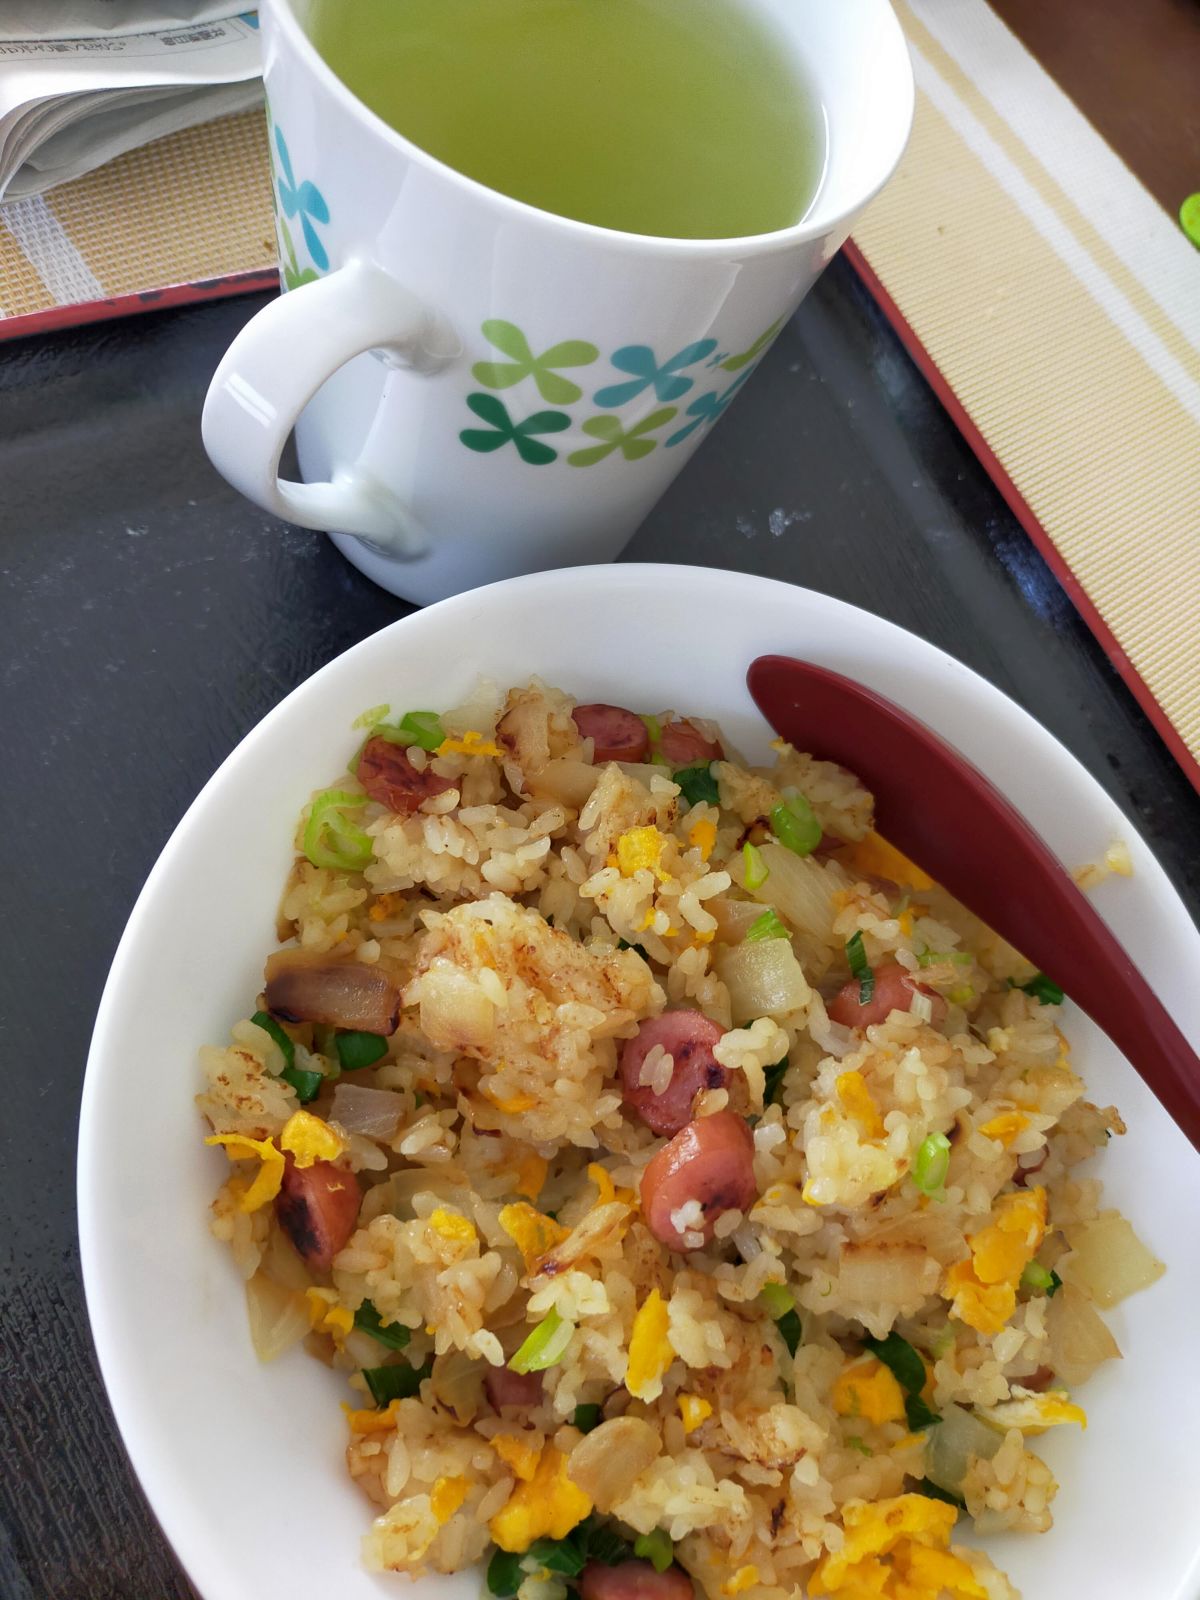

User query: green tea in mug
[304,0,825,239]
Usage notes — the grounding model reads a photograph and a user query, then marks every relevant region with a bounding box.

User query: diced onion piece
[430,1347,486,1424]
[716,937,811,1023]
[526,757,600,808]
[509,1307,574,1373]
[735,842,839,945]
[925,1402,1004,1494]
[1045,1283,1122,1387]
[837,1242,929,1308]
[1061,1213,1165,1308]
[330,1083,406,1139]
[567,1416,660,1511]
[244,1271,311,1363]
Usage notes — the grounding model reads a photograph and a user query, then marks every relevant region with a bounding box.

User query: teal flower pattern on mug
[472,321,599,405]
[568,408,677,467]
[593,339,718,407]
[460,393,571,465]
[666,367,755,447]
[274,125,330,272]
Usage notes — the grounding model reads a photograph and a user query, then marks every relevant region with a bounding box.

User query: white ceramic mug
[202,0,913,604]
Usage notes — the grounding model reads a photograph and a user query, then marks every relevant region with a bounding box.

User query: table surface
[2,254,1198,1600]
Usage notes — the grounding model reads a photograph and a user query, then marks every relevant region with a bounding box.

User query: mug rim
[265,0,915,259]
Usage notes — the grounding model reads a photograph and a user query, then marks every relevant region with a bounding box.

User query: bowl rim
[77,563,1200,1600]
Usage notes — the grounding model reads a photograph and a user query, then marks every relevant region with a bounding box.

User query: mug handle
[201,259,456,557]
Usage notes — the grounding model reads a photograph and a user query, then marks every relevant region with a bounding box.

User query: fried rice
[197,680,1165,1600]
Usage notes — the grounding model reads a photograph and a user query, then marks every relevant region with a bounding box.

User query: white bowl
[79,564,1200,1600]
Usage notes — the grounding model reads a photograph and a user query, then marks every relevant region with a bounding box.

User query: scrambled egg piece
[430,1476,470,1523]
[974,1387,1086,1435]
[688,817,717,861]
[612,825,672,881]
[832,1357,907,1427]
[437,730,503,758]
[837,1071,885,1140]
[626,1289,674,1401]
[513,1153,548,1199]
[204,1132,284,1211]
[722,1567,759,1595]
[809,1495,984,1599]
[977,1111,1031,1147]
[428,1208,478,1253]
[484,1087,539,1114]
[489,1445,592,1552]
[944,1188,1047,1334]
[678,1394,713,1434]
[845,830,935,893]
[498,1202,570,1272]
[344,1397,403,1435]
[306,1287,353,1343]
[280,1109,344,1168]
[492,1433,541,1481]
[587,1163,635,1209]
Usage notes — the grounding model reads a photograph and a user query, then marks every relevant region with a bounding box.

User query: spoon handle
[747,655,1200,1151]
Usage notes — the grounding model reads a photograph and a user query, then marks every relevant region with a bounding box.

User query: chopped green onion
[863,1332,926,1397]
[1047,1269,1063,1298]
[352,702,390,730]
[914,1477,965,1509]
[904,1394,941,1431]
[742,841,769,890]
[363,1358,431,1406]
[845,930,874,1006]
[579,1517,633,1566]
[769,790,822,857]
[913,1132,951,1195]
[396,710,445,751]
[948,985,975,1006]
[845,1436,873,1457]
[527,1537,587,1578]
[763,1056,789,1106]
[509,1307,574,1374]
[486,1548,524,1597]
[633,1530,674,1574]
[249,1010,295,1070]
[617,938,650,958]
[674,763,720,806]
[281,1064,325,1104]
[776,1309,802,1356]
[303,788,373,872]
[1020,972,1064,1006]
[354,1300,412,1350]
[573,1403,602,1433]
[336,1030,388,1072]
[760,1282,795,1319]
[916,948,972,967]
[745,907,789,942]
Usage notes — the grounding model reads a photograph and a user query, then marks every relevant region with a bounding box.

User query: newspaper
[0,5,262,200]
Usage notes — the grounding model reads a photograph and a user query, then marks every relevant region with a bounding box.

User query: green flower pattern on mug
[460,393,571,465]
[472,320,599,404]
[278,216,319,291]
[720,317,783,372]
[458,316,777,465]
[593,339,717,407]
[568,408,677,467]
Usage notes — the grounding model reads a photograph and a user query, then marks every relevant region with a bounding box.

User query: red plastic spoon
[748,654,1200,1151]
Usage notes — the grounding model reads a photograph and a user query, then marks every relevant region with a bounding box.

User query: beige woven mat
[0,108,274,320]
[852,0,1200,783]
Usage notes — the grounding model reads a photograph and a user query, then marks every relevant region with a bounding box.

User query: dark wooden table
[2,256,1197,1600]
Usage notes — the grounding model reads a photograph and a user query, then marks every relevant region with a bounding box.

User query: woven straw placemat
[0,107,275,326]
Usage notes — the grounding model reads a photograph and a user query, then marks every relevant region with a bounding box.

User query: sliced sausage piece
[640,1110,757,1251]
[274,1158,361,1272]
[265,948,401,1034]
[484,1366,544,1411]
[573,703,650,765]
[827,962,947,1030]
[660,719,723,767]
[357,735,457,816]
[620,1010,728,1136]
[581,1561,695,1600]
